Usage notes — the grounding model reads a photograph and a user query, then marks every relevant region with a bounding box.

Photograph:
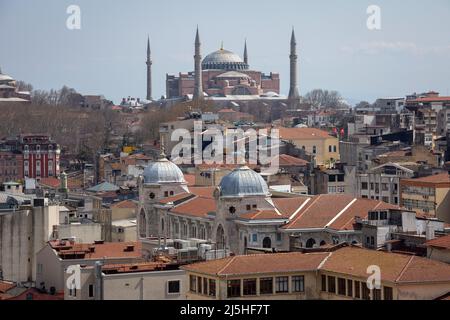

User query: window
[373,288,382,300]
[89,284,94,298]
[292,276,304,293]
[260,278,273,295]
[275,277,288,293]
[383,286,393,300]
[354,281,361,299]
[327,276,336,294]
[347,279,353,297]
[338,278,346,295]
[170,191,174,196]
[321,275,327,292]
[209,279,216,297]
[329,145,332,152]
[313,146,317,154]
[362,283,370,300]
[227,280,241,298]
[333,146,337,153]
[197,277,203,294]
[189,275,197,292]
[252,234,257,243]
[276,233,282,242]
[164,191,169,197]
[246,204,251,211]
[203,278,208,295]
[243,279,257,296]
[361,182,368,190]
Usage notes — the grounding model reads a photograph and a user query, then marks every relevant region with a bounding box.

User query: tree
[15,80,33,92]
[304,89,345,109]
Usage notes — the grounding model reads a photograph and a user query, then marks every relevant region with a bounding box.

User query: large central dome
[202,49,249,71]
[143,158,186,185]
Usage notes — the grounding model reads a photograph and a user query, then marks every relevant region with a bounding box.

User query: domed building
[0,66,31,104]
[165,34,282,100]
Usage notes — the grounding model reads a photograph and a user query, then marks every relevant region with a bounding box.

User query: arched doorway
[216,225,225,250]
[306,238,316,248]
[244,236,248,248]
[263,237,272,249]
[139,209,146,238]
[320,240,327,247]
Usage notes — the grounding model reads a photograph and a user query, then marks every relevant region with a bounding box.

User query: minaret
[193,26,203,100]
[146,36,152,101]
[288,28,300,103]
[243,39,248,66]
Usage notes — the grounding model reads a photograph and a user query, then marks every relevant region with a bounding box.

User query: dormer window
[229,206,236,214]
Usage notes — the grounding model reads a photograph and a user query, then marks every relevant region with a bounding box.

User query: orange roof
[277,154,309,166]
[0,281,15,294]
[158,192,194,204]
[278,127,333,140]
[189,186,215,199]
[402,172,450,187]
[39,177,82,189]
[49,241,142,260]
[110,200,137,209]
[183,247,450,283]
[282,195,398,231]
[218,108,236,113]
[102,262,170,274]
[184,174,196,186]
[182,252,329,276]
[321,247,450,284]
[408,97,450,103]
[240,209,285,221]
[425,235,450,250]
[170,196,216,218]
[6,288,64,301]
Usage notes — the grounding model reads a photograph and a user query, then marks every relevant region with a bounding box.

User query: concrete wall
[0,204,59,284]
[57,223,103,243]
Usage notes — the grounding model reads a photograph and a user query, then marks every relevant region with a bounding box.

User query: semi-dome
[202,48,249,71]
[143,158,186,184]
[219,166,270,198]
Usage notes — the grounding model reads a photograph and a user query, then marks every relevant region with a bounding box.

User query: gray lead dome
[202,49,249,71]
[219,166,270,198]
[143,158,186,184]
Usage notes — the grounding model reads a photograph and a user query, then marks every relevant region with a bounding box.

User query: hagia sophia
[146,27,301,107]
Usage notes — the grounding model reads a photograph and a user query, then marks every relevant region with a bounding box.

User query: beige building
[400,172,450,223]
[0,195,59,284]
[64,262,187,300]
[426,235,450,264]
[35,240,144,292]
[182,246,450,300]
[278,127,339,166]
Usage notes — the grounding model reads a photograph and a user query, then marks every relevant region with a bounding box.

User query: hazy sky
[1,0,450,104]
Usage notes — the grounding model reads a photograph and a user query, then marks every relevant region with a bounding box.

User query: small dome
[202,49,249,71]
[219,166,270,198]
[143,158,186,184]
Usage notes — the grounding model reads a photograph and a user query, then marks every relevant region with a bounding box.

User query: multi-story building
[400,172,450,223]
[0,135,60,182]
[182,246,450,300]
[0,189,60,284]
[64,261,187,300]
[278,127,340,166]
[0,148,23,184]
[357,162,420,205]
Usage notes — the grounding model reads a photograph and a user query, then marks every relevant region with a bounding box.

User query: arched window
[216,225,225,250]
[262,237,272,249]
[306,238,316,248]
[139,209,146,238]
[320,240,326,247]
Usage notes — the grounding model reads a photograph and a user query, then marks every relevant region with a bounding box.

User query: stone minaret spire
[193,26,203,100]
[288,28,300,102]
[243,39,248,66]
[146,36,152,101]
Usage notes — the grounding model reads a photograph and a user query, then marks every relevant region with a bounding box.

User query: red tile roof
[321,247,450,283]
[277,154,309,166]
[240,209,284,221]
[189,186,216,199]
[408,97,450,103]
[182,252,330,276]
[110,199,137,209]
[170,196,216,218]
[401,172,450,187]
[0,281,15,294]
[425,235,450,250]
[6,288,64,301]
[278,127,333,140]
[49,241,142,260]
[282,195,398,231]
[183,247,450,284]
